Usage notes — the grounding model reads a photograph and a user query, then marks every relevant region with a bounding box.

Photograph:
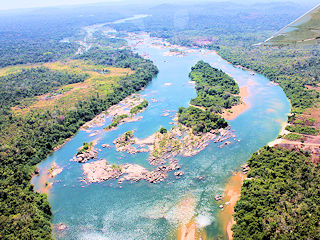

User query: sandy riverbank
[176,195,208,240]
[219,172,246,240]
[177,219,208,240]
[222,86,250,121]
[37,162,63,195]
[178,220,197,240]
[268,121,289,147]
[176,196,197,240]
[38,172,52,195]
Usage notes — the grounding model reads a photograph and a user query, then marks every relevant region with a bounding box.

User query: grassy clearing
[12,60,134,116]
[0,64,37,77]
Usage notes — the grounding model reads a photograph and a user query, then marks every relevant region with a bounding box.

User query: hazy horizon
[1,0,319,11]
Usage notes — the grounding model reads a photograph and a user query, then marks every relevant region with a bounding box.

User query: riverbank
[176,196,197,240]
[178,220,197,240]
[37,162,63,195]
[219,172,246,240]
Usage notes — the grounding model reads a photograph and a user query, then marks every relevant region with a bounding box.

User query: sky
[0,0,318,10]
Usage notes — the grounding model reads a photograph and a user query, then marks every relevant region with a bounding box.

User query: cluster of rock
[82,159,183,184]
[120,144,149,154]
[48,162,63,178]
[82,160,122,183]
[181,131,217,157]
[55,223,67,231]
[81,94,148,135]
[215,194,223,201]
[219,141,231,148]
[72,149,97,163]
[174,171,184,177]
[145,169,168,183]
[79,121,238,186]
[147,159,183,183]
[219,201,231,210]
[241,163,250,174]
[108,94,145,117]
[214,127,235,143]
[101,144,111,148]
[113,131,149,154]
[81,112,107,131]
[146,125,236,166]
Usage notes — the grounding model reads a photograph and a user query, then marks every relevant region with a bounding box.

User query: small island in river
[81,93,149,133]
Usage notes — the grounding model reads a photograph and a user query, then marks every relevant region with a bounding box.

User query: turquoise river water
[32,32,291,239]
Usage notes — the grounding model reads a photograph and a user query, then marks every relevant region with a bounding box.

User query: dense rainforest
[76,47,147,70]
[0,3,147,68]
[233,147,320,239]
[112,2,310,47]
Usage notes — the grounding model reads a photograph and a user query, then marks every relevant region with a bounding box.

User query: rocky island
[71,141,98,163]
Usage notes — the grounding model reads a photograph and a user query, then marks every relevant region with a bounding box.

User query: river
[32,24,290,240]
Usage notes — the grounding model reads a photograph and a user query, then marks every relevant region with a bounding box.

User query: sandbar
[219,172,245,240]
[221,86,250,120]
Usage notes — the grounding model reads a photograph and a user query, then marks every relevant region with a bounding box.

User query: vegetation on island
[189,60,240,112]
[105,98,149,130]
[178,106,227,134]
[233,147,320,240]
[114,131,134,147]
[151,129,182,159]
[77,142,94,155]
[130,99,149,114]
[159,127,168,134]
[177,61,237,134]
[105,114,129,130]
